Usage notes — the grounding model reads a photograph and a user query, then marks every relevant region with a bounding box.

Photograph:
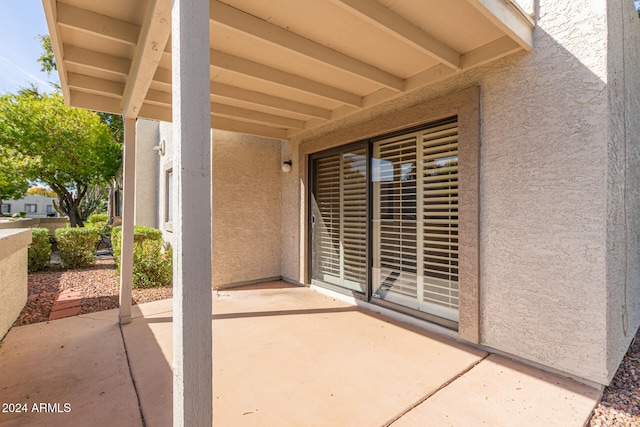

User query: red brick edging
[48,289,82,320]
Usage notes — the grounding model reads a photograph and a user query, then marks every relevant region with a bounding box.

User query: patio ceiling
[43,0,534,141]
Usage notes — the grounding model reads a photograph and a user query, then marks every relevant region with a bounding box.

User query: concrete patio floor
[0,281,602,426]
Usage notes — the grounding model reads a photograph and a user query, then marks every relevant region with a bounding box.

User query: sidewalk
[0,283,602,426]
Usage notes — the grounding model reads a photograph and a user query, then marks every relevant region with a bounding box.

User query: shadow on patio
[0,281,601,426]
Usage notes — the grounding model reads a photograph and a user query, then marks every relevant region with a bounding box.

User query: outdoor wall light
[153,140,166,156]
[282,160,292,173]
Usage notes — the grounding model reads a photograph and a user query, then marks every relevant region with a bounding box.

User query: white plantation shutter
[341,150,367,286]
[374,135,418,298]
[312,118,459,323]
[313,155,341,280]
[421,122,459,315]
[373,119,459,321]
[311,148,367,292]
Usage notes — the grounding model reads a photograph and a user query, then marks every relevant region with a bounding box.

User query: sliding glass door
[371,121,459,322]
[310,118,459,325]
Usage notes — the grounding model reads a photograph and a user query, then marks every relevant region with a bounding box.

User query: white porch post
[119,117,136,325]
[172,0,213,426]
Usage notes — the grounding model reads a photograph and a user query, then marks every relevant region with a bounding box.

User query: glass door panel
[311,147,367,293]
[372,121,459,322]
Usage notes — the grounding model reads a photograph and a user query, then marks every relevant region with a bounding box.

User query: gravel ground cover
[9,256,640,425]
[589,332,640,426]
[13,256,171,326]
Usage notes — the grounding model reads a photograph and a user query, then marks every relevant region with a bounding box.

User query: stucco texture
[135,119,160,229]
[283,0,630,385]
[0,229,31,340]
[211,130,283,287]
[606,0,640,380]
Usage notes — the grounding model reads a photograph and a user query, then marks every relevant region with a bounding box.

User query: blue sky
[0,1,60,94]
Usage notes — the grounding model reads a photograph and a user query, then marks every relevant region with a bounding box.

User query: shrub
[88,213,109,224]
[133,241,172,288]
[55,227,100,269]
[112,225,171,288]
[111,226,163,267]
[28,228,51,272]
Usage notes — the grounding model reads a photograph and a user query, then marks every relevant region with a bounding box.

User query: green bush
[55,227,100,269]
[111,226,171,288]
[28,228,52,272]
[88,213,109,224]
[133,240,172,288]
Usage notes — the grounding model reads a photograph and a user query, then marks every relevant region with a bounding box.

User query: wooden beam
[141,95,305,129]
[211,117,289,140]
[211,49,362,107]
[212,103,305,129]
[152,67,172,86]
[402,64,456,93]
[67,73,124,98]
[145,89,172,106]
[212,83,330,120]
[335,0,461,69]
[210,0,403,91]
[466,0,533,50]
[64,46,131,76]
[139,103,172,122]
[138,103,290,140]
[69,89,122,115]
[461,36,522,69]
[57,3,140,46]
[121,0,172,119]
[42,0,71,101]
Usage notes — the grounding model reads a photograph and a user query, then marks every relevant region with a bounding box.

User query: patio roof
[43,0,534,140]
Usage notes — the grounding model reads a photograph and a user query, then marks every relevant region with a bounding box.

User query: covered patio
[0,283,600,426]
[41,0,539,423]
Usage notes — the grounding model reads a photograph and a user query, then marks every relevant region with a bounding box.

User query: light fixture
[282,160,292,173]
[153,140,166,156]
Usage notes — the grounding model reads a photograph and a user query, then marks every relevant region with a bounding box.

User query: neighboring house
[0,195,57,218]
[44,0,640,403]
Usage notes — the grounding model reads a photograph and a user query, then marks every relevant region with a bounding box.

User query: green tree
[37,35,56,76]
[0,92,122,226]
[27,186,57,198]
[38,35,124,143]
[0,146,30,212]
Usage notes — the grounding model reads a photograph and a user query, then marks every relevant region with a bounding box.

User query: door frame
[299,86,480,343]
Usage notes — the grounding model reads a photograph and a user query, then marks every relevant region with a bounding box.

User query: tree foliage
[38,35,56,76]
[38,35,124,144]
[0,92,121,226]
[0,144,33,209]
[27,186,57,198]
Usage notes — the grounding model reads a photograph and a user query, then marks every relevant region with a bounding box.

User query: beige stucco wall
[210,130,283,287]
[157,123,284,286]
[606,0,640,379]
[135,119,160,229]
[157,122,175,248]
[283,0,627,384]
[280,140,300,283]
[0,229,31,340]
[0,217,67,235]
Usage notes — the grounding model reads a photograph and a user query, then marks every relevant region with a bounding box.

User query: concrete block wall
[0,229,31,340]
